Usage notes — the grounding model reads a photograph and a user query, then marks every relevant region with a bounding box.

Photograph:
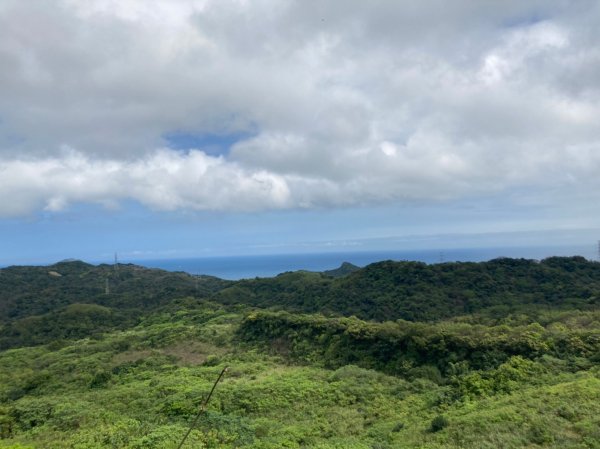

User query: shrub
[528,422,554,444]
[89,371,112,389]
[392,422,405,432]
[429,415,449,432]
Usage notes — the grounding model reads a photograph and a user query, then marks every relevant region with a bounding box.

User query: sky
[1,0,600,265]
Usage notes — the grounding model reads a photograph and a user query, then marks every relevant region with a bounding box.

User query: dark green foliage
[529,420,555,444]
[213,257,600,322]
[0,260,231,323]
[236,310,599,376]
[3,256,599,350]
[0,261,232,349]
[391,422,404,432]
[429,415,449,432]
[89,371,113,389]
[0,303,131,349]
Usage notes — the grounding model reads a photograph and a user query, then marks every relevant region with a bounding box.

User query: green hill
[0,260,230,322]
[0,261,231,349]
[213,256,600,321]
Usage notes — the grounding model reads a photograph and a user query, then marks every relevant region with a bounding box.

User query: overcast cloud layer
[1,0,599,217]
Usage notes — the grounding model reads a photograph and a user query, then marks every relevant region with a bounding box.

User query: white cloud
[0,0,600,217]
[0,149,292,217]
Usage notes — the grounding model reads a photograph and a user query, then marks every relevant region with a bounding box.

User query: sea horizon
[2,244,596,280]
[111,244,596,280]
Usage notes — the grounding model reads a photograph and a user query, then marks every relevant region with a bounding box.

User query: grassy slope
[1,306,598,449]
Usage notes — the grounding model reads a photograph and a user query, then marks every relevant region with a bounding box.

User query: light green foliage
[0,306,598,449]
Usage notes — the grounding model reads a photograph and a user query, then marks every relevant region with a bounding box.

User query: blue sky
[162,130,257,157]
[2,193,597,266]
[1,1,599,265]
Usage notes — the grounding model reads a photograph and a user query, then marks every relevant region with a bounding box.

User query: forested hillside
[0,261,230,349]
[0,260,229,321]
[213,256,600,320]
[0,257,599,448]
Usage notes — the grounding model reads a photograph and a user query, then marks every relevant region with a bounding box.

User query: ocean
[133,245,595,280]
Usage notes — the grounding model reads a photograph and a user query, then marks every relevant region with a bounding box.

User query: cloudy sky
[1,0,599,264]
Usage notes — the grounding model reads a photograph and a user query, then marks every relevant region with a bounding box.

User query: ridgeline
[213,256,600,321]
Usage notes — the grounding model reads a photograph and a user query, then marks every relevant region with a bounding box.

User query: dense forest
[0,257,599,448]
[214,256,600,321]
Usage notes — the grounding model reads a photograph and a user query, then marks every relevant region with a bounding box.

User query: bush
[528,422,554,444]
[407,365,443,384]
[392,422,405,432]
[89,371,112,389]
[429,415,449,432]
[203,354,221,366]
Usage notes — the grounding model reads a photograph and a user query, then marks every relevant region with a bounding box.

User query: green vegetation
[0,261,230,350]
[213,257,600,321]
[237,309,600,376]
[0,257,599,448]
